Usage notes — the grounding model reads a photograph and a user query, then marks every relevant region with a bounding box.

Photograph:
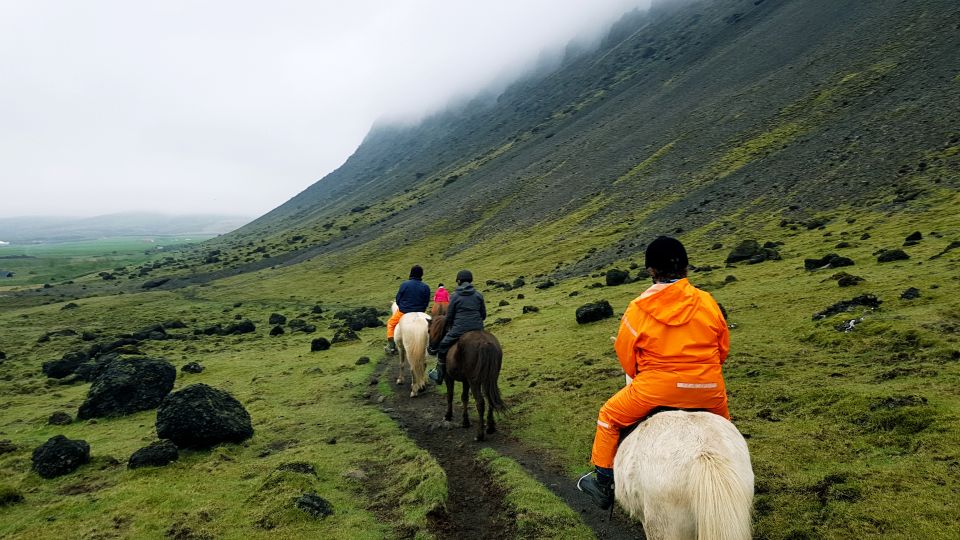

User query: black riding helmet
[645,236,688,278]
[456,269,473,284]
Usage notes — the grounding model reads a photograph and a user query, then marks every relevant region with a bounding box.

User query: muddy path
[369,355,645,540]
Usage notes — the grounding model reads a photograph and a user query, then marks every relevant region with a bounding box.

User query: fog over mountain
[0,1,650,218]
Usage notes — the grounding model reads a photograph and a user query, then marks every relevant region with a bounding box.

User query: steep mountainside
[229,0,958,270]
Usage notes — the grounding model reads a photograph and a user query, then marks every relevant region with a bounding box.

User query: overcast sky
[0,1,650,219]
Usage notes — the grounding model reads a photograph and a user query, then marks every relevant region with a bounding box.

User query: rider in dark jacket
[386,265,431,354]
[429,270,486,383]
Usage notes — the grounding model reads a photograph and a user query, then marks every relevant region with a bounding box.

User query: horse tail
[691,450,752,540]
[479,338,507,414]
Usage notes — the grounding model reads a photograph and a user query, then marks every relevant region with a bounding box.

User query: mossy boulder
[156,384,253,449]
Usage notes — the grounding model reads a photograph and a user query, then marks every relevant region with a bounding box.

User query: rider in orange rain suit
[578,236,730,510]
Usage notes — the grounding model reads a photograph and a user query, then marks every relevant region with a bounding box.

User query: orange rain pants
[591,279,730,469]
[386,310,404,339]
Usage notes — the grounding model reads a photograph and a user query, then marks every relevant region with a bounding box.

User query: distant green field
[0,236,212,287]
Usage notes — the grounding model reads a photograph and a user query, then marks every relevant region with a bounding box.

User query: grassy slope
[1,193,958,539]
[0,290,445,539]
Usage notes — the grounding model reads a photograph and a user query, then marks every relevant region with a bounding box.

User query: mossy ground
[1,190,959,539]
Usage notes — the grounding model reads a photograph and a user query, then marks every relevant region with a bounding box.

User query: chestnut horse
[427,315,506,441]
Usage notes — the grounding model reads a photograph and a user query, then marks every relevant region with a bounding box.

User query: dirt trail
[370,356,645,540]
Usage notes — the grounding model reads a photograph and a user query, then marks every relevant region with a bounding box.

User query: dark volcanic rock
[0,351,5,361]
[812,294,882,321]
[141,277,170,289]
[311,338,331,351]
[725,240,760,264]
[0,440,16,455]
[128,440,179,469]
[162,320,187,329]
[930,240,960,260]
[575,300,615,324]
[296,493,334,519]
[0,485,24,506]
[355,356,370,365]
[48,411,73,425]
[181,362,204,373]
[132,325,166,341]
[331,327,358,343]
[42,351,88,379]
[37,328,78,343]
[900,287,921,300]
[74,353,119,383]
[605,269,630,286]
[836,274,865,287]
[332,307,383,331]
[269,313,287,325]
[31,435,90,478]
[877,249,910,263]
[61,302,79,310]
[522,305,540,314]
[804,254,854,270]
[498,299,510,307]
[77,357,176,419]
[224,320,256,335]
[156,384,253,449]
[903,231,922,245]
[270,325,285,336]
[535,280,556,290]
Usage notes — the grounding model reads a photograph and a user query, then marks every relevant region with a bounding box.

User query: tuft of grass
[476,448,593,539]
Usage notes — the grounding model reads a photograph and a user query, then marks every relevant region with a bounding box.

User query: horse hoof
[395,379,402,385]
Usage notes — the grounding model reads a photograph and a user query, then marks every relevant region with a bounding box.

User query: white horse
[391,301,431,397]
[613,411,754,540]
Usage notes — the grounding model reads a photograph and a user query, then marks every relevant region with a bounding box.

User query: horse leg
[472,382,485,441]
[396,345,405,386]
[486,395,496,435]
[461,380,471,429]
[444,378,454,422]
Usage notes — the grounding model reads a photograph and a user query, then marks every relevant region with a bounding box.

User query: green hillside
[2,0,959,538]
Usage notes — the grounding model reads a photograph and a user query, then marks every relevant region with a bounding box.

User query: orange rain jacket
[591,278,730,468]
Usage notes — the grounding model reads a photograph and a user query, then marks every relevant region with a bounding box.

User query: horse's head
[391,301,399,315]
[428,314,446,347]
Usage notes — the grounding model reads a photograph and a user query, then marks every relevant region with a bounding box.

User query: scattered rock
[0,351,5,361]
[32,435,90,478]
[311,338,331,352]
[277,462,316,476]
[812,294,882,321]
[804,254,854,270]
[724,275,738,283]
[332,307,384,331]
[535,280,555,290]
[132,324,167,341]
[725,240,760,263]
[492,317,512,325]
[77,357,177,419]
[903,231,922,246]
[498,299,510,307]
[141,277,170,289]
[355,356,370,365]
[162,320,187,329]
[522,306,540,314]
[605,269,630,286]
[270,325,285,336]
[900,288,921,300]
[268,313,287,325]
[156,384,254,449]
[711,242,723,250]
[296,493,333,519]
[877,249,910,263]
[331,328,359,343]
[37,328,78,343]
[61,302,79,310]
[929,240,960,260]
[128,440,179,469]
[224,320,256,335]
[575,300,614,324]
[0,485,24,506]
[836,274,865,287]
[0,440,16,455]
[42,351,89,379]
[181,362,204,374]
[48,412,73,425]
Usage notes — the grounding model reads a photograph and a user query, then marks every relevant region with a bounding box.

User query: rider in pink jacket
[432,283,450,316]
